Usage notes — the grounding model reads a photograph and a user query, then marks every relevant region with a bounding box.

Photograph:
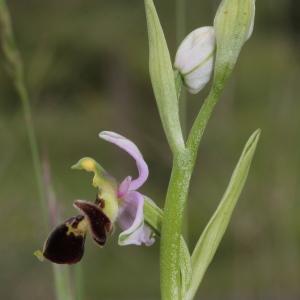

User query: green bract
[144,0,185,154]
[186,129,260,300]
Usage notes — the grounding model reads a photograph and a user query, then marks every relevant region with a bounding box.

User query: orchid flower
[39,131,155,264]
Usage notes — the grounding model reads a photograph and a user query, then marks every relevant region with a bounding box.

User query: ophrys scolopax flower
[38,131,155,264]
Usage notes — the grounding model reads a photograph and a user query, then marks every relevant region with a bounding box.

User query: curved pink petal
[118,191,155,246]
[118,176,132,198]
[99,131,149,191]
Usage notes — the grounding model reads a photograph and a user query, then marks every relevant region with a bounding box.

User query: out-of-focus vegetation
[0,0,300,299]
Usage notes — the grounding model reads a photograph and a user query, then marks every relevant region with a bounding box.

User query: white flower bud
[174,26,216,94]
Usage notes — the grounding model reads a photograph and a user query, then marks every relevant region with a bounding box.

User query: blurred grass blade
[0,0,23,82]
[0,0,48,227]
[74,264,84,300]
[0,2,73,300]
[186,129,261,300]
[144,197,192,297]
[53,265,73,300]
[42,158,74,300]
[144,0,185,154]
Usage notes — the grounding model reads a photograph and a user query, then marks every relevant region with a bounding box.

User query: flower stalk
[187,83,223,162]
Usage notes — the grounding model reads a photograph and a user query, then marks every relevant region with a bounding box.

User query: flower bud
[213,0,255,84]
[174,26,216,94]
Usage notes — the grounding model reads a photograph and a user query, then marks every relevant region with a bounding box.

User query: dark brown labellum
[74,200,111,247]
[43,215,86,264]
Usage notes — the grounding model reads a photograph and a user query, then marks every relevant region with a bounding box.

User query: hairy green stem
[161,82,223,300]
[160,151,192,300]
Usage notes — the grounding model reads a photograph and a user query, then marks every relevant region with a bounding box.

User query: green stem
[160,150,192,300]
[187,84,222,163]
[160,83,223,300]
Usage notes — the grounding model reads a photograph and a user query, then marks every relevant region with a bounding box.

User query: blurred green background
[1,0,300,299]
